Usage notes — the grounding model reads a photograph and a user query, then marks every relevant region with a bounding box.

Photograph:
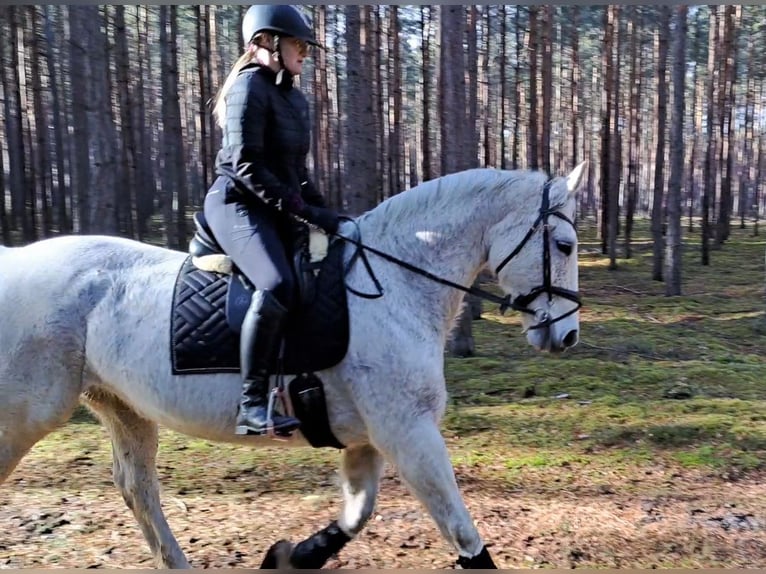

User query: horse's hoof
[260,539,294,569]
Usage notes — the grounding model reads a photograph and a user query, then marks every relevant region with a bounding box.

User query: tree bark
[665,6,687,296]
[389,6,403,195]
[714,5,739,245]
[569,6,580,167]
[81,7,119,235]
[651,6,670,281]
[344,6,377,214]
[114,6,138,238]
[440,5,474,357]
[624,7,641,259]
[194,6,210,205]
[28,6,51,237]
[599,7,614,258]
[540,6,553,174]
[702,6,720,266]
[43,5,70,234]
[420,6,433,182]
[159,5,187,249]
[527,6,539,170]
[6,7,33,240]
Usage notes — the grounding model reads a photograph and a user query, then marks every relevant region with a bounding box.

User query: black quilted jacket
[214,64,325,214]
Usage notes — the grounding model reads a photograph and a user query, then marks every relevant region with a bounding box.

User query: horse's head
[487,162,586,353]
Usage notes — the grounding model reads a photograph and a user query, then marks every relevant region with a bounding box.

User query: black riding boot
[235,290,301,436]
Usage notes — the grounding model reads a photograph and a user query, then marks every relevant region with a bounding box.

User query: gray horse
[0,164,585,568]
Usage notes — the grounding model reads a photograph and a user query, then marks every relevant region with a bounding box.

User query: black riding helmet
[242,5,322,48]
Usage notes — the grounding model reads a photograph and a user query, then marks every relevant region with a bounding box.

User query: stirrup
[234,388,294,439]
[265,387,292,441]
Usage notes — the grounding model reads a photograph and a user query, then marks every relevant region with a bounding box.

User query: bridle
[492,180,582,330]
[334,180,582,331]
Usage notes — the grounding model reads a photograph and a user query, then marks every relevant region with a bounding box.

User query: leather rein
[334,180,582,331]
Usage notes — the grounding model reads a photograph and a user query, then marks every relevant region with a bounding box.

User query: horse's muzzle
[528,325,579,353]
[561,328,579,349]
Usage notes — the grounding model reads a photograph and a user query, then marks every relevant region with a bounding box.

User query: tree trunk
[344,6,377,215]
[651,6,670,281]
[389,6,403,195]
[714,5,739,245]
[369,7,384,204]
[440,5,474,358]
[0,6,11,243]
[28,6,51,237]
[665,6,687,296]
[687,9,705,233]
[540,6,553,174]
[503,6,511,168]
[569,6,580,167]
[527,6,539,170]
[6,7,33,240]
[194,6,210,204]
[512,8,524,170]
[312,6,333,204]
[465,5,479,170]
[599,7,613,257]
[448,302,475,359]
[0,112,8,243]
[702,6,720,266]
[133,6,153,240]
[480,7,492,167]
[43,5,70,234]
[114,5,138,238]
[608,6,621,270]
[159,6,187,249]
[81,7,119,235]
[739,15,755,230]
[624,7,641,259]
[204,6,218,191]
[420,6,433,182]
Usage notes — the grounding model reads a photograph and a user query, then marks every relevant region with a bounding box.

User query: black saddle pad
[170,239,349,376]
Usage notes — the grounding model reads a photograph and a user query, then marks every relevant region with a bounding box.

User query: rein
[333,180,582,330]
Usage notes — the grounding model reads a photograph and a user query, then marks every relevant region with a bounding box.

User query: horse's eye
[556,241,573,256]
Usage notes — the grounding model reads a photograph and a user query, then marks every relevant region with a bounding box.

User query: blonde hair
[212,34,275,128]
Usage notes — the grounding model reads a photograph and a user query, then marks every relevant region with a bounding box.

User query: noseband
[493,180,582,330]
[334,180,582,330]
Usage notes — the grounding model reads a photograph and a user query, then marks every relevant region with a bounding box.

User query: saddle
[169,212,350,449]
[188,212,329,316]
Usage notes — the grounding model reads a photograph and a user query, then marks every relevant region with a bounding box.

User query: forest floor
[1,222,765,569]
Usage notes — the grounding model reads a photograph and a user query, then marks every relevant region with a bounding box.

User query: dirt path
[1,456,764,569]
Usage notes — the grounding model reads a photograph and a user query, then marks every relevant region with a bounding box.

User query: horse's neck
[358,181,503,336]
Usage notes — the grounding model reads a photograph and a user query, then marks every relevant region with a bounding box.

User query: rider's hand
[304,205,340,235]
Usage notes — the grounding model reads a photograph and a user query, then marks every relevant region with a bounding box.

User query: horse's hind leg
[83,391,190,569]
[374,418,497,569]
[261,443,384,569]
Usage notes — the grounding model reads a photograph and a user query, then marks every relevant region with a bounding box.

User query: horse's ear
[566,161,587,195]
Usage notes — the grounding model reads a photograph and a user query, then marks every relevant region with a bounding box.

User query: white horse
[0,164,585,569]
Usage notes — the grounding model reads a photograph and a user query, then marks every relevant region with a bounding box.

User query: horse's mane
[359,168,550,229]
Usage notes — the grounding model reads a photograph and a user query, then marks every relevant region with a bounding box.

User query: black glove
[303,205,340,235]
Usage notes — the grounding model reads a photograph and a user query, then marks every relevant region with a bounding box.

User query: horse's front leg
[260,443,384,569]
[374,417,497,569]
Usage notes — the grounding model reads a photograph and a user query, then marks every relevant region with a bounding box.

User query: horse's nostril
[563,329,578,348]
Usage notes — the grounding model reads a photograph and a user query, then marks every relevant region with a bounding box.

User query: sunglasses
[286,37,309,57]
